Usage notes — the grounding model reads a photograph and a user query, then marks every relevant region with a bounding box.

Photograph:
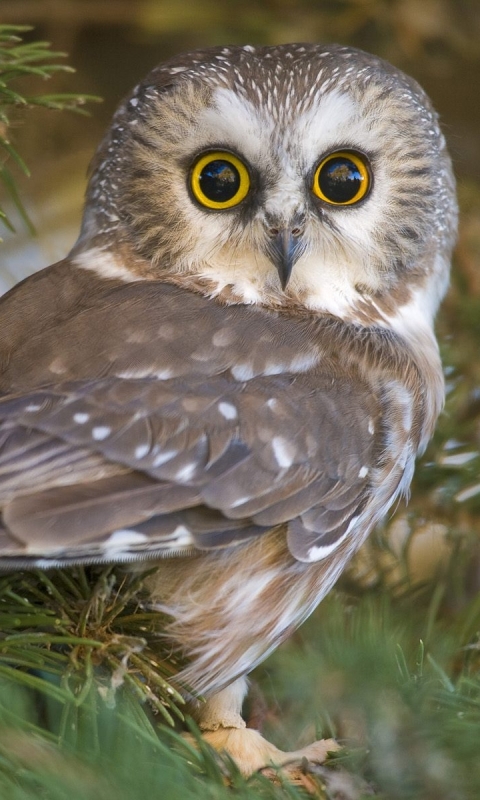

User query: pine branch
[0,566,185,735]
[0,24,100,237]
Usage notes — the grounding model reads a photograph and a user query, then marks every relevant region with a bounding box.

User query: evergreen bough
[0,24,99,236]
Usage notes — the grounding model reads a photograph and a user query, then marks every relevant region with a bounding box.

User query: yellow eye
[190,151,250,209]
[312,151,370,206]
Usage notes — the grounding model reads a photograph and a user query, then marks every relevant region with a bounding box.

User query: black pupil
[199,160,241,203]
[318,156,364,203]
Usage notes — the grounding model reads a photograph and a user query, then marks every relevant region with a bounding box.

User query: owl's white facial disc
[192,85,386,314]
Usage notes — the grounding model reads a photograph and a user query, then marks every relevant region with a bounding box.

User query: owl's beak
[266,224,305,290]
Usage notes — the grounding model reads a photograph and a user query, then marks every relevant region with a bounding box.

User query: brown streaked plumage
[0,43,457,773]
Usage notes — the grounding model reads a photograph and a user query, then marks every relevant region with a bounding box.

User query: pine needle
[0,24,100,237]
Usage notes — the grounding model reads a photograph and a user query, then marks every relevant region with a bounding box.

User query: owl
[0,44,456,774]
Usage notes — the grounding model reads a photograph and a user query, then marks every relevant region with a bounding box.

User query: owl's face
[79,44,456,329]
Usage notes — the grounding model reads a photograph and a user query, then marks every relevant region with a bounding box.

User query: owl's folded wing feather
[0,271,384,566]
[0,369,379,565]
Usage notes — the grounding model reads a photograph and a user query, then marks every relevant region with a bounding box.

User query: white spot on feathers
[169,525,194,546]
[175,463,196,481]
[74,412,90,424]
[135,444,150,459]
[152,449,177,467]
[92,426,111,440]
[49,358,67,375]
[271,436,295,468]
[106,530,148,546]
[231,363,255,381]
[218,402,237,420]
[103,529,149,558]
[307,516,360,561]
[74,247,138,283]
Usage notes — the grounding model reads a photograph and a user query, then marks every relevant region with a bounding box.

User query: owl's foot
[189,677,340,776]
[199,725,340,776]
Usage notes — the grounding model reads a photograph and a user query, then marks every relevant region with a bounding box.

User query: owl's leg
[191,676,339,776]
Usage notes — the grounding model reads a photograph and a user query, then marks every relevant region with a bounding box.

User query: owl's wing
[0,370,379,564]
[0,266,385,565]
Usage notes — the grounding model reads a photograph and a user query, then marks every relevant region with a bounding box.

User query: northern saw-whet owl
[0,44,457,774]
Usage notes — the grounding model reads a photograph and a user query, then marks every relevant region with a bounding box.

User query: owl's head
[75,44,457,328]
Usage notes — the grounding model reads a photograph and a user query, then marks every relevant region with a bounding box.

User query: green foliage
[1,563,480,798]
[0,567,185,729]
[0,25,99,236]
[0,686,323,800]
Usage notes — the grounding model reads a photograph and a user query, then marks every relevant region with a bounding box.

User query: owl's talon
[186,677,341,776]
[194,726,340,777]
